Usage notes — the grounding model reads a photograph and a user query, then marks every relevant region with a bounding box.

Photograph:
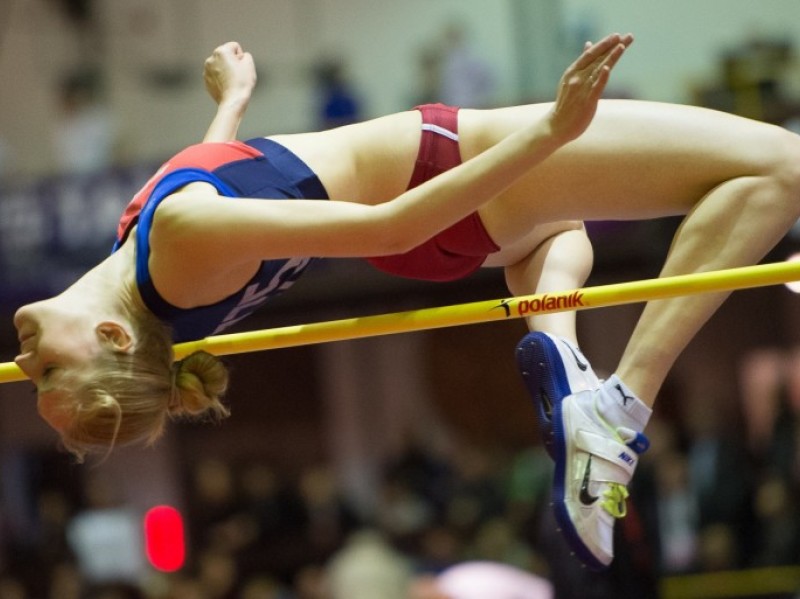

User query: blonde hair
[57,307,230,461]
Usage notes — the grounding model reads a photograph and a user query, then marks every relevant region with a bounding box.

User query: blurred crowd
[0,361,798,599]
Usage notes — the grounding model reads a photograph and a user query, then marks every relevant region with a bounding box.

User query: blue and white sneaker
[551,385,650,570]
[516,332,601,458]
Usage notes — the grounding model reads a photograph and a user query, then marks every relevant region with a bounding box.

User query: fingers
[563,32,631,94]
[573,32,633,71]
[592,41,627,81]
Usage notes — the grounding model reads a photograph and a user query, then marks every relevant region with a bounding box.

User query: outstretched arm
[161,34,632,262]
[202,42,257,142]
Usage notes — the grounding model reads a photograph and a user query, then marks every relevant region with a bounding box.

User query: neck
[57,240,138,319]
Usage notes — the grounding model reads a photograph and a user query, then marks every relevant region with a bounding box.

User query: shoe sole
[516,332,572,459]
[552,398,610,571]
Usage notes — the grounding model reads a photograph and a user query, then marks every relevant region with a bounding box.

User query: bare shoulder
[269,110,422,204]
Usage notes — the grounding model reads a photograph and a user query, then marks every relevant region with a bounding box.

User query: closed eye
[41,366,58,385]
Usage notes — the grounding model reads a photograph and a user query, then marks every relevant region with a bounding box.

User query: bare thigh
[459,100,789,247]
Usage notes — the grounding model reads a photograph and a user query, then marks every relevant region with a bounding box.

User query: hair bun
[169,351,230,420]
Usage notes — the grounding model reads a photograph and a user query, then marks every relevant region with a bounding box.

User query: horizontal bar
[1,260,798,384]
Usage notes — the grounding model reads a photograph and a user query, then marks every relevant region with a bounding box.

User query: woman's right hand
[203,41,257,110]
[547,33,633,143]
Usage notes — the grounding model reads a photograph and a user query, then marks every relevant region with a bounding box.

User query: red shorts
[365,103,499,282]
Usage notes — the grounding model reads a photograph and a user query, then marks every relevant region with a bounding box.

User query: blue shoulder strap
[132,168,237,321]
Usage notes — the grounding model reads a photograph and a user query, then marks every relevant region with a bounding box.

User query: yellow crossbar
[1,260,798,384]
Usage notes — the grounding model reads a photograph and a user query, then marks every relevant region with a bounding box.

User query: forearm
[203,99,249,143]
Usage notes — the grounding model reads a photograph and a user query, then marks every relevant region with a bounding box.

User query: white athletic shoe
[516,332,601,458]
[551,384,650,570]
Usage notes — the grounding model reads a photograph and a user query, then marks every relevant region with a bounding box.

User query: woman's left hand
[547,33,633,143]
[203,41,257,109]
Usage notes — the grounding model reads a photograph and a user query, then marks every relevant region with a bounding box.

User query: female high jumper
[13,34,800,570]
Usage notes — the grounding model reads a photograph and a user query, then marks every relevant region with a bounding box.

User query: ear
[96,321,134,353]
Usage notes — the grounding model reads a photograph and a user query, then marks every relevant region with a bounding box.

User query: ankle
[615,366,663,409]
[596,375,652,432]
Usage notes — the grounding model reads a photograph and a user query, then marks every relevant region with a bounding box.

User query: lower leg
[618,174,800,408]
[504,226,593,343]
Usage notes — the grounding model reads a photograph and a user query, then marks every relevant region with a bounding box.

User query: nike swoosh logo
[579,456,599,505]
[564,342,588,371]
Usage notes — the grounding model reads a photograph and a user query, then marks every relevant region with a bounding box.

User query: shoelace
[600,483,629,518]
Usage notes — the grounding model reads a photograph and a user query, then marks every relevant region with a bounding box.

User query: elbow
[367,225,423,257]
[362,204,429,257]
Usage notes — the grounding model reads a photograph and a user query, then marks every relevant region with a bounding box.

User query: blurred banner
[0,163,158,306]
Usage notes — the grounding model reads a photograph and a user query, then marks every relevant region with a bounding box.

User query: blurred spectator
[413,524,462,574]
[196,547,238,599]
[36,489,75,572]
[410,46,443,107]
[445,446,505,537]
[187,458,241,551]
[696,523,740,572]
[0,136,12,183]
[230,462,303,565]
[375,474,435,547]
[762,386,799,482]
[0,575,27,599]
[52,67,119,175]
[384,433,455,521]
[83,582,146,599]
[165,575,211,599]
[291,564,329,599]
[237,463,286,543]
[409,561,553,599]
[654,451,699,573]
[438,22,496,108]
[326,529,412,599]
[686,410,753,533]
[750,475,800,566]
[739,349,785,456]
[47,561,83,599]
[238,574,290,599]
[65,478,145,585]
[504,447,551,531]
[296,465,359,559]
[314,58,362,130]
[465,517,537,572]
[693,33,798,124]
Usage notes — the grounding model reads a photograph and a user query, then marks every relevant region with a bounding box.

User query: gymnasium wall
[2,0,800,180]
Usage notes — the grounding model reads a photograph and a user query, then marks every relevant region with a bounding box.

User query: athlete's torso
[115,138,330,342]
[114,110,442,341]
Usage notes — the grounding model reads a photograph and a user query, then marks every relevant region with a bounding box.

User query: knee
[559,225,594,280]
[767,127,800,200]
[503,223,594,295]
[537,224,594,283]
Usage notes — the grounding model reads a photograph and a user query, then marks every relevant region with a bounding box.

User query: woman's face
[13,300,103,430]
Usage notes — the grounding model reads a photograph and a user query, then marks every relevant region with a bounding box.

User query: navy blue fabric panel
[121,148,327,342]
[243,138,329,200]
